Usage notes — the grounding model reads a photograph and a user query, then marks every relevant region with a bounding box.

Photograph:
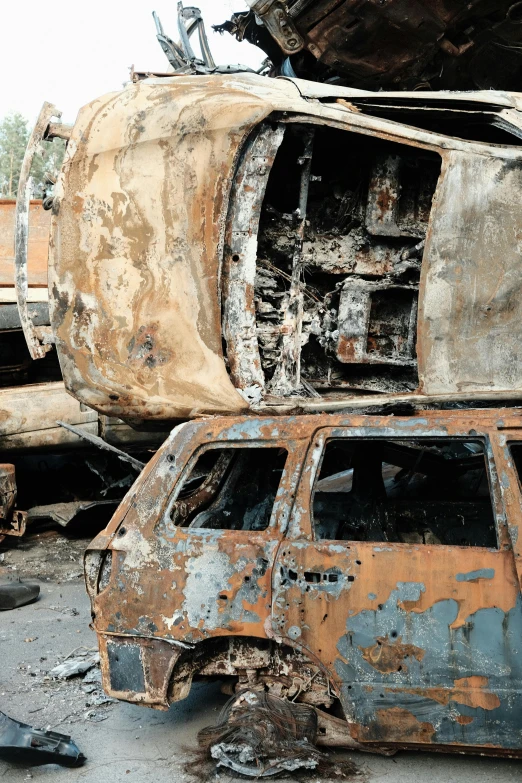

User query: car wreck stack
[8,1,522,776]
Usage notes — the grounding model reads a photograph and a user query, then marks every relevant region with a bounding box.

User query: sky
[1,0,263,125]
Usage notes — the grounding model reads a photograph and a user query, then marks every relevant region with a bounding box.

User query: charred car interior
[166,435,496,547]
[230,122,442,399]
[170,446,288,531]
[313,438,496,547]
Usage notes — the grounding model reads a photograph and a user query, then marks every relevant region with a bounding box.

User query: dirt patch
[0,530,90,582]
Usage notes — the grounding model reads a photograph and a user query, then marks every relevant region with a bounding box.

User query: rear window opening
[168,446,288,531]
[347,102,522,146]
[508,443,522,490]
[312,438,497,547]
[223,121,442,401]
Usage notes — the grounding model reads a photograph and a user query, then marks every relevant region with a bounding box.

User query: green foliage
[0,112,28,198]
[0,112,66,199]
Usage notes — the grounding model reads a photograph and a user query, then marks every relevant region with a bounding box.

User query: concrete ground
[2,533,522,783]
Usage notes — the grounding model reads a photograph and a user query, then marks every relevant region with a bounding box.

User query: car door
[272,420,522,752]
[96,423,307,650]
[153,435,305,643]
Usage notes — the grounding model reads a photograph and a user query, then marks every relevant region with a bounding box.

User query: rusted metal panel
[365,155,402,237]
[0,200,50,289]
[273,539,518,748]
[336,279,417,365]
[86,408,522,755]
[49,76,286,422]
[0,381,165,453]
[15,102,62,360]
[246,0,304,56]
[0,464,26,539]
[284,79,522,108]
[222,122,285,403]
[418,150,522,395]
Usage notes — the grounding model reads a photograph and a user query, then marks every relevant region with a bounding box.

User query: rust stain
[455,715,474,725]
[358,707,436,744]
[452,676,501,711]
[360,635,425,673]
[399,676,500,711]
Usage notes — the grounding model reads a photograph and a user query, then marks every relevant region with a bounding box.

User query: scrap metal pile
[5,0,522,777]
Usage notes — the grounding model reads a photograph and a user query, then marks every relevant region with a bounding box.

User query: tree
[0,111,66,199]
[0,113,28,198]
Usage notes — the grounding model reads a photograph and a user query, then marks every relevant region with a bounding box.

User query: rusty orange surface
[0,199,49,287]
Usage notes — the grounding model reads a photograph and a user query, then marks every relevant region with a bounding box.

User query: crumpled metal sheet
[0,199,50,287]
[229,0,522,92]
[26,500,118,528]
[418,150,522,394]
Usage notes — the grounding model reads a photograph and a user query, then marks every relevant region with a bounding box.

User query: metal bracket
[153,3,216,72]
[153,10,188,69]
[247,1,304,55]
[0,510,27,538]
[56,421,145,472]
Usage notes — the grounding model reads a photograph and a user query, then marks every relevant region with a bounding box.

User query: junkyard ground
[1,532,522,783]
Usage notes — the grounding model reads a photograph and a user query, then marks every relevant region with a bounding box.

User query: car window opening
[348,102,522,145]
[170,447,288,531]
[313,438,497,547]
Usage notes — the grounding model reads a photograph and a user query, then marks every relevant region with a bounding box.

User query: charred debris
[0,711,85,768]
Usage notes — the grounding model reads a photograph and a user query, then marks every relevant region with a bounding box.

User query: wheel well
[167,635,336,709]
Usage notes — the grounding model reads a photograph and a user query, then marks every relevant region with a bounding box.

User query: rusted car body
[43,73,522,425]
[87,407,522,755]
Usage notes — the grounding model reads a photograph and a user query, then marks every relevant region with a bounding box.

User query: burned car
[87,407,522,757]
[19,73,522,425]
[221,0,522,91]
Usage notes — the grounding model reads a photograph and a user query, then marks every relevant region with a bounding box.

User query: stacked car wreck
[45,75,522,417]
[11,0,522,774]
